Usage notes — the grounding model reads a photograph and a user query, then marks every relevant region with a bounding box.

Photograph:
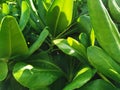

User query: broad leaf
[46,0,73,36]
[79,79,118,90]
[0,61,8,81]
[13,60,62,88]
[63,67,96,90]
[87,46,120,83]
[0,16,11,59]
[2,16,28,57]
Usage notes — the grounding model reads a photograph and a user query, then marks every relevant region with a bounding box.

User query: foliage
[0,0,120,90]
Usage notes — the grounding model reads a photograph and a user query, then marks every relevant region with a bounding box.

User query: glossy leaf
[63,67,96,90]
[79,79,117,90]
[1,16,28,57]
[46,0,73,36]
[19,1,30,31]
[87,46,120,83]
[53,39,82,60]
[67,37,87,59]
[0,61,8,81]
[13,61,62,88]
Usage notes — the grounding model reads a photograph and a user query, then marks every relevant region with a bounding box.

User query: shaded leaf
[63,67,96,90]
[79,79,117,90]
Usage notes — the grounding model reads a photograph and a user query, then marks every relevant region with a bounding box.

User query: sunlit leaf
[13,60,62,88]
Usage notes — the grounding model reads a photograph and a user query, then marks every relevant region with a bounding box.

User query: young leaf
[19,1,30,31]
[0,61,8,81]
[63,67,96,90]
[13,61,62,88]
[79,79,117,90]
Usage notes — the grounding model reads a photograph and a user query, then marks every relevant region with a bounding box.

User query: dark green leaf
[79,79,117,90]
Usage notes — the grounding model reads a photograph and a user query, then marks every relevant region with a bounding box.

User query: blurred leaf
[0,61,8,81]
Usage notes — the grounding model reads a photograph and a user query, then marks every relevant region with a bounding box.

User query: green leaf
[53,38,87,64]
[53,39,80,59]
[0,61,8,81]
[28,27,49,56]
[1,16,28,57]
[19,0,30,31]
[13,61,62,88]
[79,79,117,90]
[87,46,120,83]
[2,3,9,15]
[79,33,89,47]
[67,37,87,59]
[77,15,92,35]
[0,16,11,59]
[30,87,50,90]
[63,67,96,90]
[46,0,73,36]
[37,0,53,24]
[90,29,95,46]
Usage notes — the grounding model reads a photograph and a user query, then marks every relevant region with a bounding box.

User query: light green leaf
[0,61,8,81]
[46,0,73,36]
[13,61,62,88]
[53,39,87,63]
[19,1,30,31]
[90,29,95,46]
[63,67,95,90]
[67,37,87,59]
